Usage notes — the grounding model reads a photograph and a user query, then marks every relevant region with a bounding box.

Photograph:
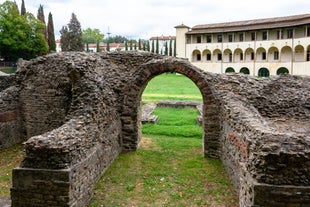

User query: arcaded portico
[0,51,309,206]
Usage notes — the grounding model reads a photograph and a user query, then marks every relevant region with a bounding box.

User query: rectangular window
[207,35,212,43]
[277,30,281,39]
[240,53,243,61]
[239,33,244,42]
[217,35,222,43]
[251,52,254,60]
[307,27,310,37]
[217,53,222,61]
[307,50,310,61]
[274,51,279,60]
[197,54,201,61]
[251,32,256,41]
[262,52,266,60]
[196,36,201,43]
[206,54,211,61]
[228,34,233,42]
[287,29,293,38]
[262,31,267,40]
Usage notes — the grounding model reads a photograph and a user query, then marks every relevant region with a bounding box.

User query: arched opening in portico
[121,59,221,158]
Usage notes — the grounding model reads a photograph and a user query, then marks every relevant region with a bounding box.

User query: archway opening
[240,67,250,74]
[141,73,203,147]
[225,67,235,73]
[258,67,270,77]
[277,67,289,75]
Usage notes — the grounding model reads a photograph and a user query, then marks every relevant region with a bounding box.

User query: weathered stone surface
[0,51,309,206]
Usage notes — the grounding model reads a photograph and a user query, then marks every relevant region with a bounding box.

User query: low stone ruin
[0,51,309,206]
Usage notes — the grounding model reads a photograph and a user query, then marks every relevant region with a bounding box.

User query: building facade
[175,14,310,76]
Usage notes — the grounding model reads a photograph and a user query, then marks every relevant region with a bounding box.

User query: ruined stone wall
[10,52,123,206]
[0,74,24,149]
[209,73,310,206]
[0,51,308,206]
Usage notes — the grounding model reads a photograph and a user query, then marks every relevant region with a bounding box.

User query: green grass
[90,107,238,206]
[0,67,16,74]
[142,107,202,138]
[0,145,24,196]
[142,73,202,102]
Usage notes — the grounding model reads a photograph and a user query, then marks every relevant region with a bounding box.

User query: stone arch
[223,48,232,62]
[234,48,243,62]
[213,49,222,62]
[192,49,201,62]
[256,47,267,62]
[121,58,220,158]
[268,46,279,62]
[225,67,235,73]
[240,67,250,74]
[277,67,289,75]
[245,47,254,62]
[294,45,305,62]
[202,49,212,61]
[258,67,270,77]
[281,46,293,62]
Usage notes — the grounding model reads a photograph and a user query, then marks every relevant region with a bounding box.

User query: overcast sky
[3,0,310,39]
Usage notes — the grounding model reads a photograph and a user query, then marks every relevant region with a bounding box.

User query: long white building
[175,14,310,76]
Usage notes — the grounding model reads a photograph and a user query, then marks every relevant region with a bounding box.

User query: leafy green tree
[21,0,26,15]
[105,35,127,43]
[47,12,56,52]
[82,28,95,52]
[93,29,104,52]
[60,13,83,51]
[0,1,48,60]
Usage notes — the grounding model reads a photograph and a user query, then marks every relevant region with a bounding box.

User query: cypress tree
[151,39,154,53]
[169,39,173,56]
[129,40,132,50]
[37,5,47,41]
[164,41,168,55]
[174,39,176,57]
[138,39,141,50]
[21,0,26,15]
[155,37,159,54]
[125,40,128,51]
[47,12,56,52]
[134,40,137,50]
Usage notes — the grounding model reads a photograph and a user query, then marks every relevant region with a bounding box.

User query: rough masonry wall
[10,52,123,206]
[0,74,24,149]
[0,51,308,206]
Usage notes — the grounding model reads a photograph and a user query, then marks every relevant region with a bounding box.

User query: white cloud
[2,0,310,39]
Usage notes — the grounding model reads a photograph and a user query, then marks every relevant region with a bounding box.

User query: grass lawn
[91,107,238,206]
[0,67,16,74]
[0,145,24,196]
[142,73,202,102]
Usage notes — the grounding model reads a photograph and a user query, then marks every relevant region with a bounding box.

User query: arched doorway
[277,67,289,75]
[258,68,270,77]
[121,58,221,158]
[225,67,235,73]
[240,67,250,75]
